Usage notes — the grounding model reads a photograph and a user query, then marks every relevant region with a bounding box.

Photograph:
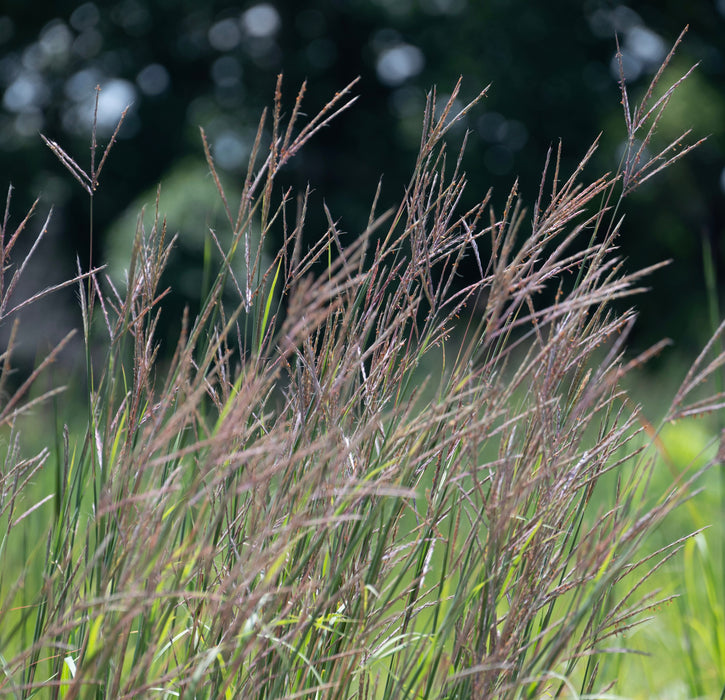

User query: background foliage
[0,0,724,365]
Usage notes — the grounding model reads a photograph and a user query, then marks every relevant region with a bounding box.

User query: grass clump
[0,31,721,699]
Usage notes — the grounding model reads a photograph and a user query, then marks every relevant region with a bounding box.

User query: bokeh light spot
[241,4,281,39]
[136,63,170,96]
[209,18,241,52]
[213,131,249,170]
[3,73,49,113]
[376,44,424,87]
[70,3,99,32]
[211,56,242,87]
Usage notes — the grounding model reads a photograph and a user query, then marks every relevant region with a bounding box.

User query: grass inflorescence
[0,32,722,699]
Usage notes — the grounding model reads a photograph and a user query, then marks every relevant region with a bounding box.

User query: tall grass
[0,31,721,698]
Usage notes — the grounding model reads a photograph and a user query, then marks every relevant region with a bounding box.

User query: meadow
[0,30,723,698]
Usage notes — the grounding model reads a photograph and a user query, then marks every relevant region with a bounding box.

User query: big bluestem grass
[0,32,721,699]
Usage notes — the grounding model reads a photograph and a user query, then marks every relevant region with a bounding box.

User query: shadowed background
[1,0,724,373]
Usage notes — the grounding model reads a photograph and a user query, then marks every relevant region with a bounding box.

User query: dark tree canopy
[1,0,724,365]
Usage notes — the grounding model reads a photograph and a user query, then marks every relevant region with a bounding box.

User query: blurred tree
[0,0,723,368]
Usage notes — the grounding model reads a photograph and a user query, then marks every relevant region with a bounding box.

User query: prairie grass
[0,30,722,699]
